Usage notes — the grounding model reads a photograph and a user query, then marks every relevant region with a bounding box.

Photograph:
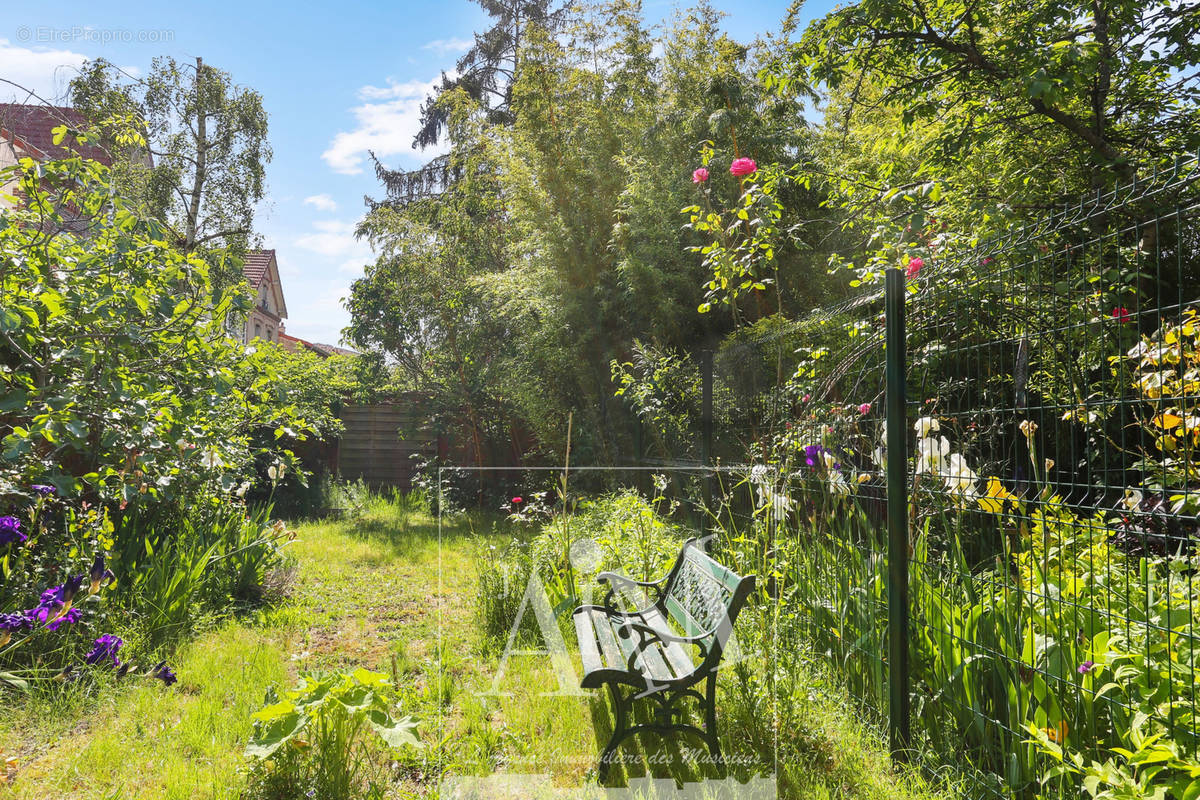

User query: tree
[0,138,310,502]
[70,57,272,287]
[775,0,1200,187]
[370,0,564,207]
[346,93,510,468]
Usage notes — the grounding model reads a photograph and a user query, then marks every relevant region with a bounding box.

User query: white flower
[915,436,951,475]
[750,464,771,487]
[944,453,978,499]
[914,416,940,437]
[760,488,794,519]
[267,463,284,482]
[828,470,851,496]
[235,480,252,497]
[1122,489,1143,510]
[200,449,223,470]
[1019,420,1039,440]
[872,444,886,470]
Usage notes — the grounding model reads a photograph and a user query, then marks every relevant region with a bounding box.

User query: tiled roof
[277,330,357,358]
[242,249,275,287]
[0,104,113,166]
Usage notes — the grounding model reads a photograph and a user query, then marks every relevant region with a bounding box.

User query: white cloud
[322,75,449,175]
[0,38,88,103]
[422,37,472,56]
[295,219,363,259]
[303,193,338,212]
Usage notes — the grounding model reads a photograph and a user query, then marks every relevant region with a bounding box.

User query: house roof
[278,331,357,359]
[242,249,276,287]
[0,104,112,166]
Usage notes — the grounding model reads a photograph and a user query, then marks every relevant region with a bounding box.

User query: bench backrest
[661,539,755,671]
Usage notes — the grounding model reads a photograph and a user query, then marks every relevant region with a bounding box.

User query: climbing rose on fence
[692,167,709,183]
[729,158,757,176]
[906,257,924,279]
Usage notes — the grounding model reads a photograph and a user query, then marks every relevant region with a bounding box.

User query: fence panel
[683,154,1200,798]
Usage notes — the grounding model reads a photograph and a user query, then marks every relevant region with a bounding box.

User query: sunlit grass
[0,496,954,799]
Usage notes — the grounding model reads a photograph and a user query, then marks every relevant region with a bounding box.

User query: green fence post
[885,267,911,760]
[700,349,713,542]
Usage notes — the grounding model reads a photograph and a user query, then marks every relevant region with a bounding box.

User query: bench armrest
[616,619,716,671]
[596,571,667,615]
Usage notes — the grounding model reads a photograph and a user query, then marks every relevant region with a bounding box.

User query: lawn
[0,495,949,800]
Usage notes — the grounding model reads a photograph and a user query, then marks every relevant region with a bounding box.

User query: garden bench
[572,538,756,780]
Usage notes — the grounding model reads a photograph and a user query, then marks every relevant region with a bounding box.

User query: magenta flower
[1078,660,1095,674]
[729,158,757,177]
[692,167,709,183]
[802,394,811,403]
[858,403,872,415]
[1111,307,1132,324]
[512,496,523,504]
[905,257,925,279]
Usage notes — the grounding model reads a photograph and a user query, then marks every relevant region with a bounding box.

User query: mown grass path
[0,499,950,800]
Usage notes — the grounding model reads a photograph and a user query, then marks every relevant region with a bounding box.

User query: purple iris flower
[89,553,116,594]
[0,516,25,546]
[151,661,178,686]
[31,484,55,496]
[1078,660,1095,674]
[85,634,124,667]
[0,612,32,632]
[30,574,86,626]
[43,608,82,631]
[803,445,824,466]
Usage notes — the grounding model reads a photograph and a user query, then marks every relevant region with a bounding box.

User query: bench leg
[704,671,723,771]
[598,681,628,783]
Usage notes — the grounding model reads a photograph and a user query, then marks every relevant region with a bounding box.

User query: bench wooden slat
[609,616,675,683]
[590,608,624,670]
[637,606,696,678]
[574,611,604,675]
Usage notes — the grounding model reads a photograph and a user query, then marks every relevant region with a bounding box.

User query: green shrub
[245,667,419,800]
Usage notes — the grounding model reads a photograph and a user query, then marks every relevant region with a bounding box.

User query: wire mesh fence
[633,153,1200,797]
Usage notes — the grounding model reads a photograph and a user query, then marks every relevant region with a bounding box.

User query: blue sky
[1,0,828,345]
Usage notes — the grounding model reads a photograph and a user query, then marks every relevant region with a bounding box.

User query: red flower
[905,257,924,279]
[692,167,709,183]
[729,158,757,177]
[1111,307,1132,324]
[512,496,523,504]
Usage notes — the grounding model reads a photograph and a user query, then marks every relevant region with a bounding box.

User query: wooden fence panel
[336,402,438,489]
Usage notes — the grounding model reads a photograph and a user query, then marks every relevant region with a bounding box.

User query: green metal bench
[572,537,756,781]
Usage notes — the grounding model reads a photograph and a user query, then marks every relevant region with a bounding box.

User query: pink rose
[512,496,523,504]
[858,403,871,415]
[729,158,757,177]
[905,257,924,279]
[692,167,709,183]
[802,394,811,403]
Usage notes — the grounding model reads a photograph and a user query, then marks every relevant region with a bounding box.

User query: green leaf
[246,710,307,759]
[367,710,421,749]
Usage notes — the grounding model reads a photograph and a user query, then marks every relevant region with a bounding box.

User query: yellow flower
[1040,721,1068,744]
[978,476,1019,514]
